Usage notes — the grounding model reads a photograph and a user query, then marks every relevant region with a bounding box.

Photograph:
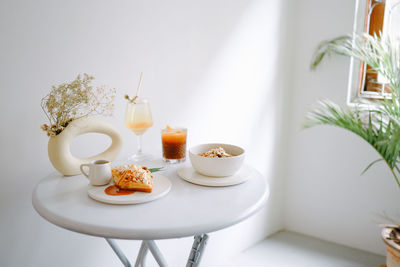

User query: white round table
[32,164,269,267]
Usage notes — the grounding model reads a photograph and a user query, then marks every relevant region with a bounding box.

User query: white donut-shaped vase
[48,117,123,176]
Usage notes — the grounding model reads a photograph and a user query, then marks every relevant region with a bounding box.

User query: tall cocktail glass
[125,98,153,162]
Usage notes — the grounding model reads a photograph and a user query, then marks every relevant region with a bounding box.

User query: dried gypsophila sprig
[41,73,116,136]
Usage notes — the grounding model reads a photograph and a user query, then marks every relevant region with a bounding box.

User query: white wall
[0,0,291,266]
[284,0,400,255]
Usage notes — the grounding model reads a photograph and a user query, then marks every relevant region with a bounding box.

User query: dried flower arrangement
[41,74,116,136]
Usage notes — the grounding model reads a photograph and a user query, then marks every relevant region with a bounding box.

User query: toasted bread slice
[111,164,153,193]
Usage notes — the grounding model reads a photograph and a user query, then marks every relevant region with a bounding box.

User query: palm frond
[304,99,400,188]
[311,33,400,96]
[310,36,352,70]
[307,33,400,189]
[361,158,384,175]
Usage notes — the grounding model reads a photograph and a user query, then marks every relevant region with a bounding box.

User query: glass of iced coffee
[161,125,187,163]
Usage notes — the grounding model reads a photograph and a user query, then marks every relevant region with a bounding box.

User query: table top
[32,164,269,240]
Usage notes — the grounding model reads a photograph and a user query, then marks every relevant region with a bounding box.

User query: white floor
[221,231,385,267]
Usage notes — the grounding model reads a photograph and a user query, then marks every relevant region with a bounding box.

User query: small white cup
[80,160,112,186]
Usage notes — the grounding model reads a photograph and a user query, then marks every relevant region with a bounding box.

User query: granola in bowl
[200,147,232,158]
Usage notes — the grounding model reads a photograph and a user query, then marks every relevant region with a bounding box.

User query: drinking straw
[133,72,143,102]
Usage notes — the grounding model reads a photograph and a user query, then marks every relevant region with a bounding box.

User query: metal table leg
[105,235,209,267]
[144,240,169,267]
[134,241,149,267]
[105,238,132,267]
[186,234,209,267]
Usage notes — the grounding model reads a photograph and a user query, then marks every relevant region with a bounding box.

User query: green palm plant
[305,33,400,188]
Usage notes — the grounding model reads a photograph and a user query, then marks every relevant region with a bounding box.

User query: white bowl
[189,143,245,177]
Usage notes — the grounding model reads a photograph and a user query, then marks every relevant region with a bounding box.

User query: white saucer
[177,165,252,187]
[87,174,171,205]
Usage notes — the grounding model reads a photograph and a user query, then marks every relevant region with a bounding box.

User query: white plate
[177,165,252,187]
[87,174,171,205]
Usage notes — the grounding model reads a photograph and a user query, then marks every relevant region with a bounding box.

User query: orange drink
[161,125,187,163]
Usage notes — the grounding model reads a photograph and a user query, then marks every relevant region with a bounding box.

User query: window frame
[347,0,391,107]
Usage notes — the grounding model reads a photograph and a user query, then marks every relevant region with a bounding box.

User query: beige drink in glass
[125,98,153,161]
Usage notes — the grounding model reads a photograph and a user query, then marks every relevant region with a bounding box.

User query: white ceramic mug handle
[80,164,90,179]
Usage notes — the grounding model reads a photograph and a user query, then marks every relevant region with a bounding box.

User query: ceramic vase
[382,227,400,267]
[48,117,123,176]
